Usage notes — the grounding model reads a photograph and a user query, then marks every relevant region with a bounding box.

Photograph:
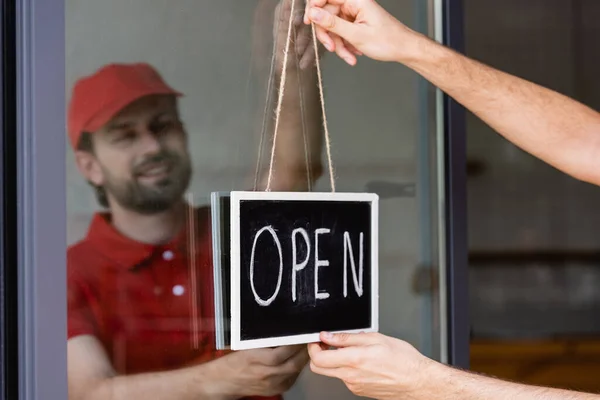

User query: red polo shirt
[67,206,281,400]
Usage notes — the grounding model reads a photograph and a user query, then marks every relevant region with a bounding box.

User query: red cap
[67,63,182,149]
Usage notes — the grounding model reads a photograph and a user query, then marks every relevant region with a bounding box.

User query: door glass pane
[65,1,444,399]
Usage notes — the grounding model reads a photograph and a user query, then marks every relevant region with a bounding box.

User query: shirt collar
[85,205,210,270]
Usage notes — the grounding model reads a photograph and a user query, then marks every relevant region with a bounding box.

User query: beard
[101,148,192,215]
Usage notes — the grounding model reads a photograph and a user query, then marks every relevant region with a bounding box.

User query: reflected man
[66,1,324,399]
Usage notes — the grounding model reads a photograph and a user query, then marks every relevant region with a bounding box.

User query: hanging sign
[212,191,379,350]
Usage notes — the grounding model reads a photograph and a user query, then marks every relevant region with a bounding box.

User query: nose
[137,129,161,154]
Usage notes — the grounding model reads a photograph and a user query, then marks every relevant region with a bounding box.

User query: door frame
[440,0,470,370]
[1,0,19,398]
[14,0,67,398]
[0,0,470,398]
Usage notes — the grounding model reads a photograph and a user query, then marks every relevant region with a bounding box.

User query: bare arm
[67,336,234,400]
[305,0,600,186]
[404,34,600,186]
[69,335,307,400]
[308,332,600,400]
[432,364,600,400]
[263,46,324,191]
[253,0,324,192]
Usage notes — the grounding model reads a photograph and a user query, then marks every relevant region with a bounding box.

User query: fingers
[299,44,317,69]
[294,12,304,29]
[307,343,341,378]
[307,344,354,380]
[277,0,304,29]
[303,2,340,51]
[330,33,356,65]
[308,341,364,369]
[312,2,339,53]
[307,342,324,359]
[274,0,330,70]
[303,0,315,24]
[304,0,349,24]
[267,344,306,366]
[309,361,344,379]
[309,5,353,61]
[294,24,311,59]
[344,39,362,56]
[306,7,359,51]
[296,21,328,69]
[281,345,309,374]
[312,23,335,52]
[320,331,380,347]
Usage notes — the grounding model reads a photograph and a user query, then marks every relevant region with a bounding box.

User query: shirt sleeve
[67,274,98,339]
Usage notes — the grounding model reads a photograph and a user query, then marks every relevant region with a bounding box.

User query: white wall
[66,1,438,399]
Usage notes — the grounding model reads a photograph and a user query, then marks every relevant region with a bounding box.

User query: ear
[74,150,104,187]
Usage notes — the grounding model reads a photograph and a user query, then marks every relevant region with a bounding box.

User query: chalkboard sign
[226,191,379,350]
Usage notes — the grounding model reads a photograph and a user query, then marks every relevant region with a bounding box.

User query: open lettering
[229,192,377,349]
[249,225,364,306]
[249,226,283,306]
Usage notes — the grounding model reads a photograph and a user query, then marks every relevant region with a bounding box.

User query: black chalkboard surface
[228,191,379,350]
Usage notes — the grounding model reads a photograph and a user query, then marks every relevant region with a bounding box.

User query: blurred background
[465,0,600,392]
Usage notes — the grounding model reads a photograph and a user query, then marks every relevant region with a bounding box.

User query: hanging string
[264,0,297,191]
[244,22,259,192]
[310,22,335,192]
[264,0,336,192]
[253,14,280,191]
[292,23,313,192]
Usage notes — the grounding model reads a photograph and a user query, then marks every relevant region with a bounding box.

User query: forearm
[81,362,238,400]
[262,64,324,191]
[427,363,600,400]
[402,31,600,185]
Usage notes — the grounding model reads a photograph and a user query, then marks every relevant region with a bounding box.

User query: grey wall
[65,1,440,399]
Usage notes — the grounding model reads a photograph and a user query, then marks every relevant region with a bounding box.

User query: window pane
[65,1,444,399]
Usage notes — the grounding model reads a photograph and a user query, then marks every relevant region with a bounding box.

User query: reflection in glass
[65,0,441,399]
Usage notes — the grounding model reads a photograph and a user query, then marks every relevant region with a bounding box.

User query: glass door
[3,0,468,398]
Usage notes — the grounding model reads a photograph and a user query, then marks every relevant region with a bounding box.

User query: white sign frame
[229,190,379,350]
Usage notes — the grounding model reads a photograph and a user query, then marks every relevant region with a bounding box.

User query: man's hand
[304,0,423,65]
[308,332,436,400]
[217,345,309,398]
[274,0,325,70]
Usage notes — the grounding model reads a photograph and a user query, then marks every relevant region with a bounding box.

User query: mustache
[132,151,178,176]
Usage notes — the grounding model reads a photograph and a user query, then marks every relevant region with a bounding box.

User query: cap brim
[84,88,183,134]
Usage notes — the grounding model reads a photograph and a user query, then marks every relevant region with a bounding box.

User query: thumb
[320,331,378,348]
[307,7,359,43]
